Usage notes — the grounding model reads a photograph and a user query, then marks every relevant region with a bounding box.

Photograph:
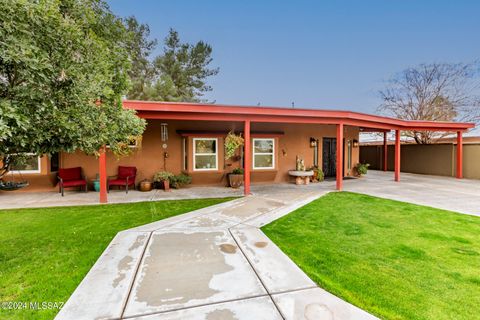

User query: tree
[126,28,219,102]
[124,16,157,101]
[378,63,480,144]
[0,0,146,178]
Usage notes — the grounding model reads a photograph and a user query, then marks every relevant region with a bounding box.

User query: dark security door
[322,138,336,177]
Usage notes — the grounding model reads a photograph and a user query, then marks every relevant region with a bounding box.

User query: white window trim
[253,138,275,170]
[193,137,218,171]
[8,153,41,174]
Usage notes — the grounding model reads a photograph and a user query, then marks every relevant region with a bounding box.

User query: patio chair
[58,167,88,196]
[107,166,137,194]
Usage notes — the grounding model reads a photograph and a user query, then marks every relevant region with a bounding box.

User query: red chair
[58,167,87,196]
[108,166,137,193]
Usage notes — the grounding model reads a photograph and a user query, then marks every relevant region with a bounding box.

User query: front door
[322,138,336,177]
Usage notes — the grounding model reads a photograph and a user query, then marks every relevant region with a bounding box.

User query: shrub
[314,167,324,181]
[153,171,174,182]
[231,168,244,175]
[308,166,324,182]
[356,163,370,175]
[170,173,192,189]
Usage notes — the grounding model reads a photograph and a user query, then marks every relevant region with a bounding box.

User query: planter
[139,179,152,192]
[228,174,244,188]
[154,180,171,191]
[163,180,170,192]
[153,180,170,189]
[93,180,100,192]
[288,170,314,185]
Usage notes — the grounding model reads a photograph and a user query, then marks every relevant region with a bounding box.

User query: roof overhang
[123,100,475,132]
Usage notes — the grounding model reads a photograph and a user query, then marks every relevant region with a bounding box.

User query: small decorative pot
[93,180,100,192]
[139,179,152,192]
[228,174,244,188]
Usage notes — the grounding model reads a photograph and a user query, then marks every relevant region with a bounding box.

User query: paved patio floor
[1,171,479,216]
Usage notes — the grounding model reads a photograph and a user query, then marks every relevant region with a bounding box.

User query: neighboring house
[5,101,474,201]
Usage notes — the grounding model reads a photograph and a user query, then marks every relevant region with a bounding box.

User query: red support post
[383,131,388,171]
[456,131,463,179]
[243,120,251,195]
[336,123,344,191]
[99,147,107,203]
[394,130,400,182]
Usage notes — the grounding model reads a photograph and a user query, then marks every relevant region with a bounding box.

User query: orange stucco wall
[62,120,360,186]
[5,120,360,191]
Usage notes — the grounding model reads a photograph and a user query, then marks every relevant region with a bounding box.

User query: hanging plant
[224,131,244,159]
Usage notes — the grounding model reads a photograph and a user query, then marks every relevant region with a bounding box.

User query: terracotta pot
[139,180,152,192]
[163,180,170,192]
[228,174,244,188]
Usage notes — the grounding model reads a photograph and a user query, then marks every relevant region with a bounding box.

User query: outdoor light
[310,137,317,148]
[161,123,168,142]
[353,139,359,148]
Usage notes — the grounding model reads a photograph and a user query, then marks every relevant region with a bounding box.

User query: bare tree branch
[378,62,480,144]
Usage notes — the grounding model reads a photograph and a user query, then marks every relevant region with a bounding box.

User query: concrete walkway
[56,187,377,320]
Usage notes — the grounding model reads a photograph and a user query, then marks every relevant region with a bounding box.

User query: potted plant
[308,166,324,182]
[224,131,244,159]
[355,163,370,176]
[170,173,192,189]
[93,174,100,191]
[153,171,174,191]
[228,168,244,188]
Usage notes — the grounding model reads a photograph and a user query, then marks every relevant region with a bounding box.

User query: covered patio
[94,101,474,204]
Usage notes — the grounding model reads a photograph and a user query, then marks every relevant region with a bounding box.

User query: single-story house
[7,101,475,203]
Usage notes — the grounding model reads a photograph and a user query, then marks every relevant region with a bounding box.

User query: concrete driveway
[343,170,480,216]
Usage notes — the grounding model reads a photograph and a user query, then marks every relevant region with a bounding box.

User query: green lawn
[0,197,234,320]
[262,192,480,320]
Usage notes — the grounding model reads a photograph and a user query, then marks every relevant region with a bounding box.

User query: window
[253,138,275,169]
[193,138,218,171]
[9,154,41,174]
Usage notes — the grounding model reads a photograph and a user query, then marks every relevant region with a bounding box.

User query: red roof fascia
[123,100,475,132]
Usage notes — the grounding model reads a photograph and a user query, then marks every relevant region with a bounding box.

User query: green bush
[356,163,370,175]
[153,171,174,182]
[170,173,192,189]
[315,167,324,181]
[308,166,324,182]
[231,168,244,175]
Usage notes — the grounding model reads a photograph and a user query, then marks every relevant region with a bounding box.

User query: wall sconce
[353,139,359,148]
[161,123,168,142]
[310,137,317,148]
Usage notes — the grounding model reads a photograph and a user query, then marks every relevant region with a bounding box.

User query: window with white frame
[9,154,41,174]
[193,138,218,171]
[253,138,275,169]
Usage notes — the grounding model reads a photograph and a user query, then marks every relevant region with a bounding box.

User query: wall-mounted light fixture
[161,123,168,142]
[310,137,317,148]
[353,139,359,148]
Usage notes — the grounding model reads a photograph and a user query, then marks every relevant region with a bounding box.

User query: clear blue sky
[108,0,480,114]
